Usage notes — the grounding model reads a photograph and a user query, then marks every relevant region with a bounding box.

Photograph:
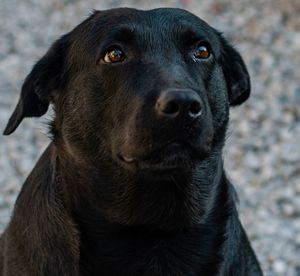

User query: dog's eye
[103,48,126,63]
[194,42,211,60]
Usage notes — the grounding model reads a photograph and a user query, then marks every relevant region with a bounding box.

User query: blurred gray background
[0,0,299,275]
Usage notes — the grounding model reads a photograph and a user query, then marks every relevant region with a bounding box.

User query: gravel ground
[0,0,299,275]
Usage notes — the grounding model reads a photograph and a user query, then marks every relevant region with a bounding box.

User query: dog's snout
[155,89,203,119]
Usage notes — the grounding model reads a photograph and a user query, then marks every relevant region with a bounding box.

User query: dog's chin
[116,141,211,173]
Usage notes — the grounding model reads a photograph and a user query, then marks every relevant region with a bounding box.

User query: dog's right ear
[3,34,70,135]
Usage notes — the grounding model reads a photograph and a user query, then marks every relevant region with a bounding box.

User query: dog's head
[4,8,250,228]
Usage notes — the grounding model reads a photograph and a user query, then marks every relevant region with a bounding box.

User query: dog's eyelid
[194,40,211,50]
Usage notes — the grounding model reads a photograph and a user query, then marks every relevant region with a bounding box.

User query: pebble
[1,0,299,275]
[273,260,287,274]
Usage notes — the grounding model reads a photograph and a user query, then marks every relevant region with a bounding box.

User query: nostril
[155,89,203,119]
[189,101,202,118]
[162,101,180,116]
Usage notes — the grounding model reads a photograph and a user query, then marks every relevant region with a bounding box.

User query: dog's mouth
[117,141,211,171]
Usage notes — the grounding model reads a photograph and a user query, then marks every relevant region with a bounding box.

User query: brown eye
[194,43,211,59]
[103,48,126,63]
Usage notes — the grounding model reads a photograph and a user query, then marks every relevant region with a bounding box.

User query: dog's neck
[51,142,233,274]
[54,141,230,224]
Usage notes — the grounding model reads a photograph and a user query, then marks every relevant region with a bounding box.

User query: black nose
[155,89,203,119]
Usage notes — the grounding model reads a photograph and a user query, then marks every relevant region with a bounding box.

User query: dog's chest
[79,229,222,276]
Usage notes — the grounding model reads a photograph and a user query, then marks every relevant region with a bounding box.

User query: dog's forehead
[74,8,220,48]
[97,8,207,25]
[99,8,216,36]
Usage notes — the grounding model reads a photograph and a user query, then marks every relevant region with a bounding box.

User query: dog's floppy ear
[3,34,69,135]
[219,35,250,106]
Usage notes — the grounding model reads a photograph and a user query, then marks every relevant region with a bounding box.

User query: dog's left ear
[219,35,250,106]
[3,34,69,135]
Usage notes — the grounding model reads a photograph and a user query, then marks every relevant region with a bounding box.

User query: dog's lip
[119,141,189,161]
[141,141,192,160]
[121,156,136,163]
[117,141,208,170]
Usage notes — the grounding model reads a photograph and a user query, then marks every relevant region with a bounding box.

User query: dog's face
[60,9,229,172]
[4,8,250,228]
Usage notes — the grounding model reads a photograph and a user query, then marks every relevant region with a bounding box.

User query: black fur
[1,8,262,276]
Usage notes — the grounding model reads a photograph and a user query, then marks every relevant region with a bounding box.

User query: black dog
[1,8,262,276]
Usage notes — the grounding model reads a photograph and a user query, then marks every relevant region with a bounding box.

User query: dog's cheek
[109,91,147,159]
[58,77,112,161]
[207,66,230,133]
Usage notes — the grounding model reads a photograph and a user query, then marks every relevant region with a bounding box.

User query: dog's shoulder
[220,184,263,275]
[1,144,80,276]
